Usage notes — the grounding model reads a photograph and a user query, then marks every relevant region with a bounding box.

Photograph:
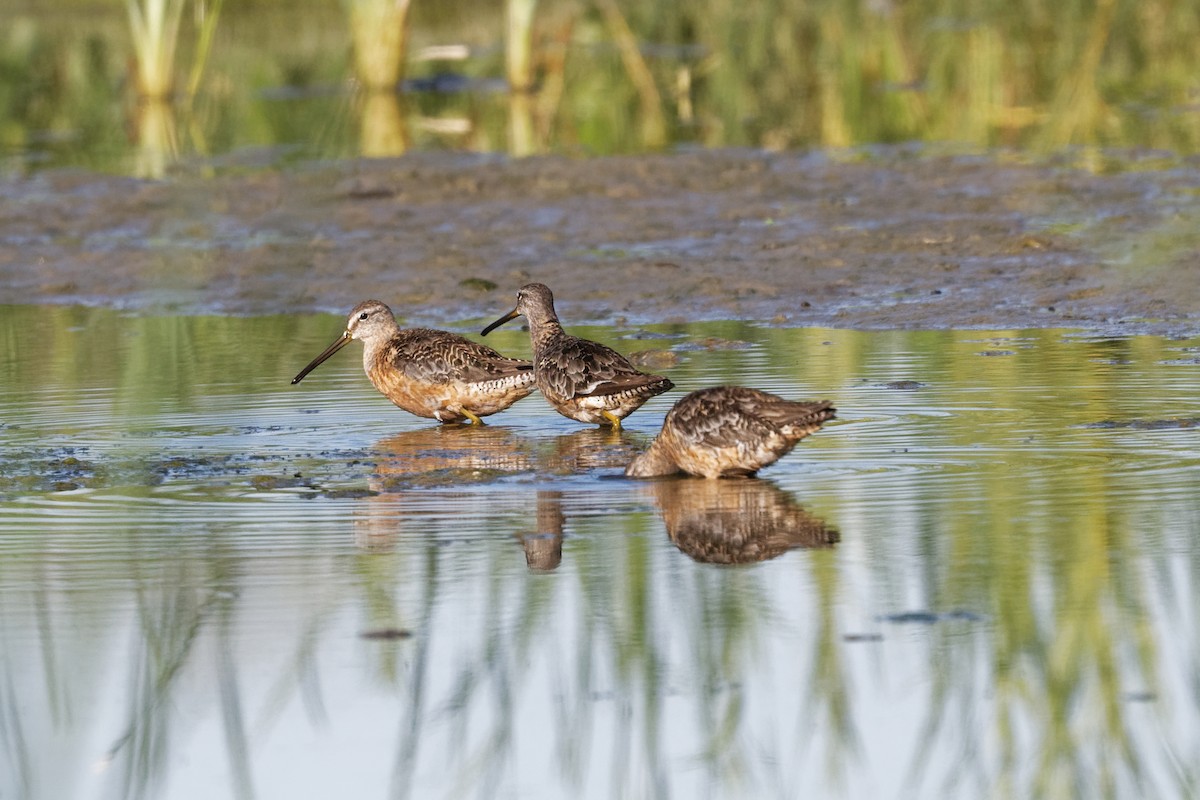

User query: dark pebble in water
[1081,417,1200,430]
[359,628,413,640]
[879,609,985,624]
[249,474,314,491]
[881,611,939,624]
[1122,691,1157,703]
[843,633,884,642]
[977,350,1015,357]
[878,380,927,390]
[336,178,396,199]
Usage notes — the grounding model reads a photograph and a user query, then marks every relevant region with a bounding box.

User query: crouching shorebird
[481,283,673,429]
[292,300,536,424]
[625,386,836,478]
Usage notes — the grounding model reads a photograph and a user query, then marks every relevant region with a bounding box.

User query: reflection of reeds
[5,313,1200,796]
[131,98,178,178]
[13,0,1200,165]
[359,90,409,156]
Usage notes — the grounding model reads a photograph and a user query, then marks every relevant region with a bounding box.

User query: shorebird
[292,300,536,424]
[644,478,838,563]
[481,283,673,428]
[625,386,835,478]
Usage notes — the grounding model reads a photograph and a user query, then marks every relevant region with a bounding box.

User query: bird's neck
[362,324,404,372]
[529,317,564,352]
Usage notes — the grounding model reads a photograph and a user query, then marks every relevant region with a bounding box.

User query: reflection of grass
[8,0,1200,165]
[4,315,1200,796]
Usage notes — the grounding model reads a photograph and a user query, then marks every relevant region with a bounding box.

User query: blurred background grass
[2,0,1199,175]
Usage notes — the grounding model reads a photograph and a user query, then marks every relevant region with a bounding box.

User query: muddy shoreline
[3,149,1198,335]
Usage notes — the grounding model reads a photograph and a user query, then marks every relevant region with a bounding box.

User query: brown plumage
[481,283,673,428]
[516,490,566,572]
[645,478,838,564]
[625,386,835,478]
[292,300,535,424]
[370,426,534,479]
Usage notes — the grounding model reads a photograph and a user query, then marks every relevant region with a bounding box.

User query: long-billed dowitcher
[292,300,535,424]
[625,386,835,478]
[644,479,838,563]
[480,283,673,428]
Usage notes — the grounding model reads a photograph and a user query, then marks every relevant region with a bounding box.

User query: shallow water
[2,306,1199,799]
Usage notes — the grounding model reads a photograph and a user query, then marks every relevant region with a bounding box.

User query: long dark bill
[291,332,352,384]
[480,307,521,337]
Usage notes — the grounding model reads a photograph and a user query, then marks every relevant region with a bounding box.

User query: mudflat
[4,149,1198,334]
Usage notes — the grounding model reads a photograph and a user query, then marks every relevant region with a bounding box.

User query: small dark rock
[360,628,413,640]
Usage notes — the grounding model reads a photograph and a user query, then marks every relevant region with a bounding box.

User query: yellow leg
[601,410,622,429]
[462,409,484,425]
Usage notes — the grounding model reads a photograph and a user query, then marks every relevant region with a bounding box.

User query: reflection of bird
[369,425,533,490]
[481,283,673,428]
[626,386,835,478]
[646,478,838,564]
[545,428,641,474]
[517,490,566,572]
[292,300,535,424]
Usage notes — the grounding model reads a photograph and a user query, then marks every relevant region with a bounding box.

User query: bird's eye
[359,312,369,320]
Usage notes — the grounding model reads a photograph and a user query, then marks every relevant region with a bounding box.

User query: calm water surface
[2,306,1199,799]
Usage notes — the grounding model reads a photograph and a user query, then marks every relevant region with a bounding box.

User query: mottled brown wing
[665,390,777,449]
[667,387,834,448]
[391,328,533,385]
[538,335,669,400]
[738,395,836,432]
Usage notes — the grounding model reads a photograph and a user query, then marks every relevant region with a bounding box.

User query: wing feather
[667,387,835,449]
[389,328,533,385]
[538,335,669,401]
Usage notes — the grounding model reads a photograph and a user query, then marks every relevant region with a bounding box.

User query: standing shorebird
[481,283,673,428]
[292,300,536,424]
[625,386,835,478]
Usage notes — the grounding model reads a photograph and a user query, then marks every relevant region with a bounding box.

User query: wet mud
[4,149,1200,335]
[0,425,647,499]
